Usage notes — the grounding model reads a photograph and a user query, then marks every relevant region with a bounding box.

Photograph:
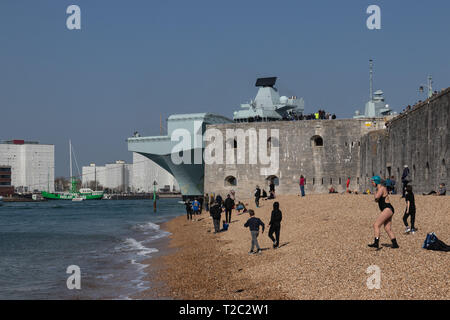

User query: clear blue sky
[1,0,449,176]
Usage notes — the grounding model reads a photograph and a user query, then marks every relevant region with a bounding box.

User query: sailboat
[42,140,104,200]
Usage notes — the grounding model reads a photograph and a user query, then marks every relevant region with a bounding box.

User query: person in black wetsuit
[368,176,399,249]
[268,202,282,248]
[403,185,417,233]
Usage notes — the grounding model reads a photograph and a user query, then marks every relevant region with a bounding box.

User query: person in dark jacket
[403,185,417,233]
[262,189,268,199]
[254,186,261,208]
[269,179,275,194]
[185,199,193,221]
[215,194,223,207]
[210,201,222,233]
[224,194,235,224]
[268,202,282,248]
[401,165,410,198]
[244,210,265,254]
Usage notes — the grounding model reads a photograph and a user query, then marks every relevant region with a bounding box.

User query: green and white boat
[42,140,104,200]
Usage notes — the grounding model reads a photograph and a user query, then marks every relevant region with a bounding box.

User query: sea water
[0,199,183,299]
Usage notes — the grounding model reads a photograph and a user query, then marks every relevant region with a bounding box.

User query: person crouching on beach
[268,202,282,248]
[244,210,265,254]
[368,176,399,249]
[210,201,222,233]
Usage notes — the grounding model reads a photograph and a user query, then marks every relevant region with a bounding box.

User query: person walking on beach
[299,175,305,197]
[368,176,399,249]
[268,202,282,248]
[210,201,222,233]
[198,196,204,214]
[346,177,351,193]
[244,210,265,254]
[254,186,261,208]
[224,194,234,224]
[204,193,209,212]
[192,198,200,216]
[185,199,193,221]
[215,194,223,207]
[401,165,410,198]
[403,185,417,234]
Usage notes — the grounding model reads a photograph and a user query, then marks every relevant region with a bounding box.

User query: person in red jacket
[346,177,351,193]
[299,175,305,197]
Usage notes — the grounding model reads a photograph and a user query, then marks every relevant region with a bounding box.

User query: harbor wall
[360,88,450,194]
[204,119,385,198]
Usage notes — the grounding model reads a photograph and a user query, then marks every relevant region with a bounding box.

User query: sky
[1,0,449,177]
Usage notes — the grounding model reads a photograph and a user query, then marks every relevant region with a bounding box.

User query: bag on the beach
[423,233,450,252]
[423,232,437,249]
[222,222,229,231]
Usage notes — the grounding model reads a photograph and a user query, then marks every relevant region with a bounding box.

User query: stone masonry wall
[360,88,450,194]
[204,119,385,199]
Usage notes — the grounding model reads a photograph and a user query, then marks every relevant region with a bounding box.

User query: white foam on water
[116,238,159,257]
[96,273,114,280]
[133,222,160,232]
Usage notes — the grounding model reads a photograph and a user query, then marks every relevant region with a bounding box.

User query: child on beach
[403,185,417,233]
[192,198,200,216]
[244,210,265,254]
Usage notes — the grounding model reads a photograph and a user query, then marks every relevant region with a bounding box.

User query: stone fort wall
[360,88,449,194]
[204,119,385,198]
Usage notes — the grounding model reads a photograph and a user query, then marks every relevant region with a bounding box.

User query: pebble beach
[138,194,450,300]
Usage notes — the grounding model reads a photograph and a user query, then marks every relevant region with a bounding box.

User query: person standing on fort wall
[401,165,410,198]
[299,175,305,197]
[368,176,399,249]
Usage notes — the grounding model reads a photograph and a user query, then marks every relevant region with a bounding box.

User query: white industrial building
[81,154,178,193]
[132,153,179,193]
[0,140,55,193]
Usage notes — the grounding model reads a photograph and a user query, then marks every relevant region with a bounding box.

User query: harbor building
[0,140,55,193]
[82,160,132,193]
[82,155,179,193]
[81,163,107,189]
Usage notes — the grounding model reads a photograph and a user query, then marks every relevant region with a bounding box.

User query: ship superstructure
[233,77,304,122]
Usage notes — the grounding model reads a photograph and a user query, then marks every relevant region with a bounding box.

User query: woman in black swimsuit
[368,176,399,249]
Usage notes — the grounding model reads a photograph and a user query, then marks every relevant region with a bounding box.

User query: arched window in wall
[311,135,323,147]
[224,176,237,187]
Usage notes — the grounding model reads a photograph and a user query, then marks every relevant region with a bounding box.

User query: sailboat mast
[69,140,72,181]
